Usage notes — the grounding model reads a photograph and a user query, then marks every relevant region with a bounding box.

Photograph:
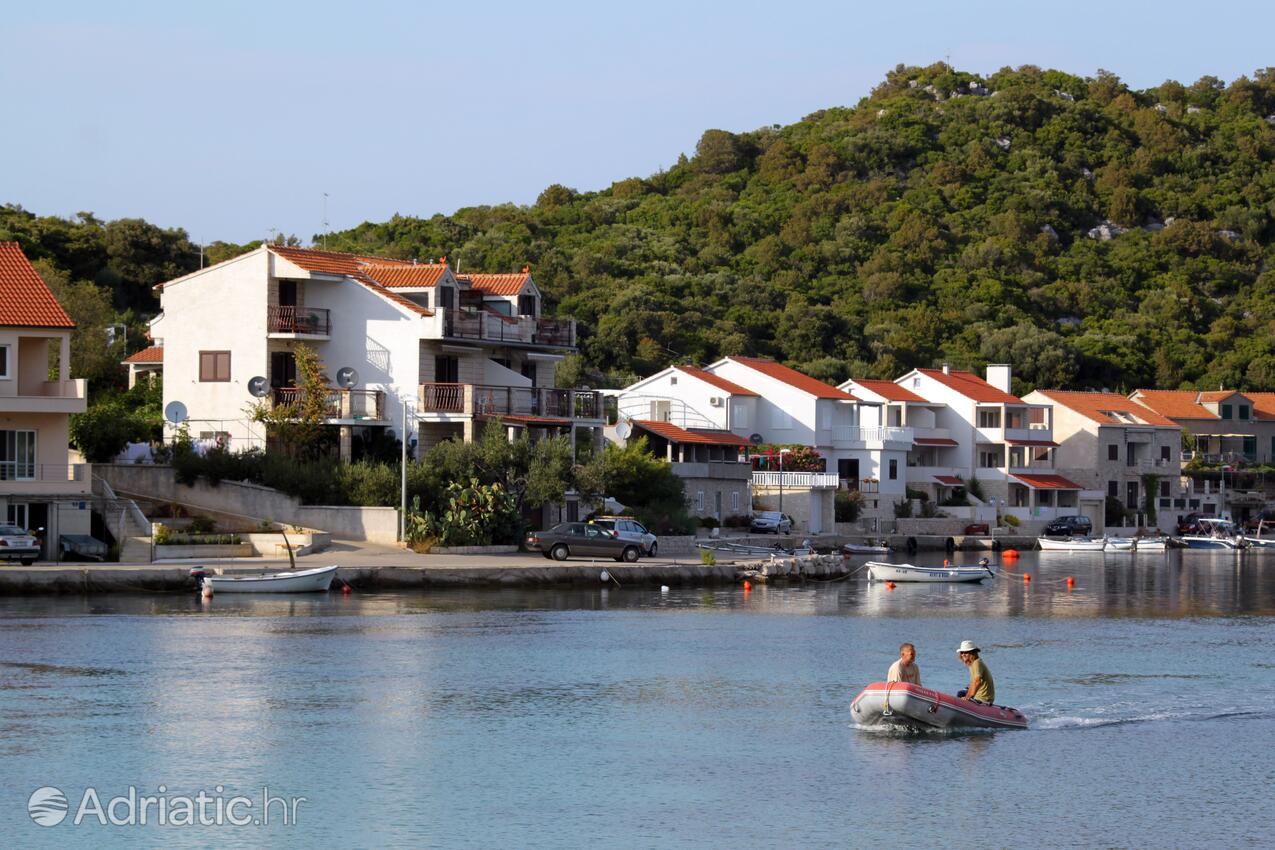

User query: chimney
[986,364,1012,393]
[941,363,951,375]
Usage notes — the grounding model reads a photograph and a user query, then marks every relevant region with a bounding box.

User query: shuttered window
[199,351,231,382]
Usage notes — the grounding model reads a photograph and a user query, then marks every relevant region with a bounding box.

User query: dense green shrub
[835,489,864,522]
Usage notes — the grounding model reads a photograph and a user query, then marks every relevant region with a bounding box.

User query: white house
[1025,390,1182,532]
[152,245,599,461]
[894,365,1096,524]
[0,243,92,556]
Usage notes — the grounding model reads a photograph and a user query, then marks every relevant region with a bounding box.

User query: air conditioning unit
[708,397,723,407]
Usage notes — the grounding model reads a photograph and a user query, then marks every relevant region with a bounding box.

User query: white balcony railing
[834,426,913,445]
[752,471,840,489]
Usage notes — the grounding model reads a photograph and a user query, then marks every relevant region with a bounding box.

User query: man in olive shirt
[886,643,920,684]
[956,640,994,703]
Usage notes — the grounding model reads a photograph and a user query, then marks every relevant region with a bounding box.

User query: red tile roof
[361,263,450,288]
[1005,438,1059,447]
[348,272,433,317]
[460,273,531,296]
[915,368,1023,404]
[725,357,856,400]
[633,420,752,446]
[269,244,413,275]
[1035,390,1179,428]
[915,437,959,446]
[1197,391,1233,402]
[0,243,76,328]
[123,345,164,364]
[1131,390,1227,421]
[848,378,927,403]
[1010,473,1082,490]
[935,475,964,485]
[1244,393,1275,422]
[673,365,759,397]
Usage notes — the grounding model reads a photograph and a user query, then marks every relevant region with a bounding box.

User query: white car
[750,511,794,534]
[588,516,659,557]
[0,524,40,565]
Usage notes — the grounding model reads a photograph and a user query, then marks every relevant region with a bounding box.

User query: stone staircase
[92,477,152,563]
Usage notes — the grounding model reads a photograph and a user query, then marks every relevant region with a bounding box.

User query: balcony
[0,378,87,414]
[752,471,840,489]
[833,426,914,448]
[444,310,575,348]
[418,383,601,421]
[267,306,331,338]
[0,463,91,495]
[270,388,386,422]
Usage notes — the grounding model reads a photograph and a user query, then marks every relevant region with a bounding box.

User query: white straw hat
[957,640,980,653]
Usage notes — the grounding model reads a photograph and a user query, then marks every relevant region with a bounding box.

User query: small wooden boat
[202,564,338,594]
[850,681,1027,730]
[697,541,812,557]
[866,561,993,583]
[1037,536,1106,551]
[843,541,891,555]
[1106,537,1167,552]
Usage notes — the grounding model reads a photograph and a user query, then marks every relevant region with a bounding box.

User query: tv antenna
[322,192,329,249]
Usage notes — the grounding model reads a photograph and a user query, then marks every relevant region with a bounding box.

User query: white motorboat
[1181,518,1245,550]
[1106,537,1168,552]
[844,541,891,555]
[202,564,338,593]
[850,681,1028,730]
[1037,536,1106,551]
[1242,537,1275,550]
[866,561,993,583]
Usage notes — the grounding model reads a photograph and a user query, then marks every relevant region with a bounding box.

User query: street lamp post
[778,448,791,515]
[400,395,417,544]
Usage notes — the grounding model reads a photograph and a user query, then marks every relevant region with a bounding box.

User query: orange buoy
[1066,576,1075,588]
[341,584,353,594]
[943,559,950,566]
[1003,549,1020,559]
[1023,573,1031,582]
[743,580,752,591]
[886,581,897,590]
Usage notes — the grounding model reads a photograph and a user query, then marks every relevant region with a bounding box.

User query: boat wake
[1032,707,1270,730]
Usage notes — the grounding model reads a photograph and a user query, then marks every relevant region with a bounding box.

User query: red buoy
[886,581,897,590]
[1023,573,1032,582]
[743,580,752,591]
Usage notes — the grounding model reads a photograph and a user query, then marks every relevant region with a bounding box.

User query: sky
[2,0,1273,244]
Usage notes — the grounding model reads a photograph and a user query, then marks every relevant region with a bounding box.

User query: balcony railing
[0,463,88,483]
[752,471,840,489]
[419,383,601,420]
[270,388,385,420]
[268,305,331,335]
[444,310,575,347]
[836,426,913,444]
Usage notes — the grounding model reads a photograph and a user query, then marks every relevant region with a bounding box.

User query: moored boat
[850,681,1027,730]
[202,564,338,594]
[1037,536,1106,551]
[1106,537,1168,552]
[865,561,993,583]
[844,541,891,555]
[697,541,813,557]
[1181,518,1245,550]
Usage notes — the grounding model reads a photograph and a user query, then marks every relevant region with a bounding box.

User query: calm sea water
[2,550,1274,849]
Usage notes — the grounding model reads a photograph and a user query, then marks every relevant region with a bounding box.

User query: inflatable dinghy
[850,681,1027,730]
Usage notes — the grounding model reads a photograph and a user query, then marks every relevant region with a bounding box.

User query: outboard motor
[189,568,208,590]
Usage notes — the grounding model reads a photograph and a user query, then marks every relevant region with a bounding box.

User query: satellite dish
[336,367,360,389]
[247,376,270,398]
[615,418,632,440]
[749,433,763,445]
[164,401,188,424]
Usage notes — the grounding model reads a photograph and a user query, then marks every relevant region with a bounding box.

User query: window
[521,361,537,386]
[0,344,11,379]
[439,287,455,310]
[1126,481,1139,510]
[695,491,704,512]
[278,280,298,307]
[1159,480,1170,498]
[1160,445,1171,462]
[518,294,537,316]
[435,355,459,384]
[819,403,832,429]
[731,491,740,512]
[1108,481,1118,499]
[733,402,748,430]
[888,459,898,480]
[978,449,1002,468]
[1239,405,1250,420]
[1243,436,1257,459]
[199,351,231,382]
[1107,444,1119,461]
[1221,404,1233,420]
[6,503,27,528]
[669,376,678,385]
[976,409,1001,428]
[0,430,35,480]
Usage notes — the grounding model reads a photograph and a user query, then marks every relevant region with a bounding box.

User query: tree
[577,438,693,533]
[32,259,122,389]
[250,343,331,458]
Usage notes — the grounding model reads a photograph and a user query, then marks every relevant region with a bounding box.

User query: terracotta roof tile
[1243,393,1275,422]
[1036,390,1178,428]
[915,368,1023,404]
[269,245,412,275]
[349,272,433,317]
[460,272,531,296]
[935,475,964,485]
[1010,473,1082,489]
[1131,390,1222,420]
[673,366,759,397]
[361,263,449,288]
[725,357,856,400]
[123,345,164,364]
[847,378,927,403]
[0,243,76,328]
[632,420,752,446]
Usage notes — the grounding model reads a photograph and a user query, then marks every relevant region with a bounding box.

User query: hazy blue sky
[2,1,1272,243]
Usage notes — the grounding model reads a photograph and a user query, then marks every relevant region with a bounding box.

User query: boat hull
[850,682,1027,730]
[1037,536,1106,551]
[203,565,338,593]
[1106,537,1167,552]
[1180,537,1241,550]
[865,561,992,583]
[844,543,891,555]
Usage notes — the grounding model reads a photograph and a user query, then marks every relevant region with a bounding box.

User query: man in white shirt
[886,642,920,685]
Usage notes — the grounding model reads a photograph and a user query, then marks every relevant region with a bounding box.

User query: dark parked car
[1042,515,1093,537]
[526,523,642,562]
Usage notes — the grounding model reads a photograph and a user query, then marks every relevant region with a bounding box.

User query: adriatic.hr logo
[27,787,69,826]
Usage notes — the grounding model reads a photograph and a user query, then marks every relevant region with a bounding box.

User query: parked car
[0,524,40,565]
[1042,515,1093,537]
[526,523,642,562]
[750,511,794,535]
[589,516,659,557]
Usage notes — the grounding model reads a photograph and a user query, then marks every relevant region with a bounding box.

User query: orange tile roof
[1131,390,1224,420]
[0,243,76,328]
[935,475,964,485]
[1197,391,1233,402]
[1244,393,1275,422]
[348,272,433,317]
[633,420,752,446]
[460,273,530,296]
[848,378,928,403]
[1010,473,1082,489]
[1036,390,1178,428]
[916,368,1023,404]
[673,365,759,397]
[725,357,856,400]
[361,263,449,288]
[269,245,413,275]
[123,345,164,364]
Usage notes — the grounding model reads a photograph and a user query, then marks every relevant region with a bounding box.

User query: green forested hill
[8,63,1275,396]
